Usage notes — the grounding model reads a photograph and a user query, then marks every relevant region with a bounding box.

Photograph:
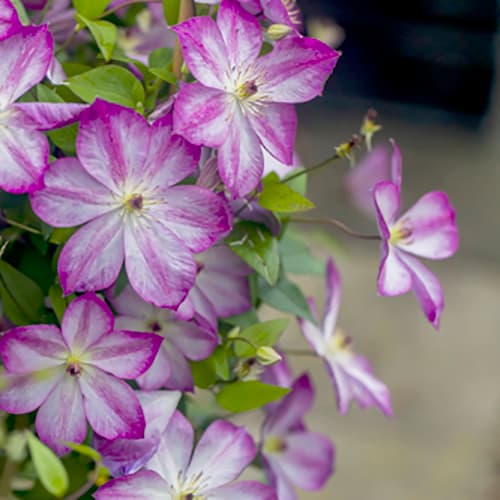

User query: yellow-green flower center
[235,80,259,100]
[389,225,412,245]
[66,354,82,377]
[263,435,287,454]
[125,193,144,212]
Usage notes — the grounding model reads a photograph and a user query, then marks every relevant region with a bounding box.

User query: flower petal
[58,211,125,295]
[94,470,169,500]
[0,111,48,193]
[218,107,263,198]
[398,252,445,329]
[87,331,163,379]
[396,191,459,259]
[246,102,296,165]
[322,257,341,341]
[173,83,231,147]
[0,25,52,107]
[13,102,87,131]
[373,180,401,235]
[255,36,339,103]
[0,0,21,39]
[77,99,151,194]
[167,321,217,361]
[161,341,194,391]
[136,345,172,390]
[377,243,412,296]
[124,218,196,309]
[110,285,156,319]
[327,354,393,416]
[80,366,145,440]
[171,17,227,89]
[217,0,262,71]
[262,0,302,29]
[152,185,231,253]
[187,420,256,490]
[30,157,116,227]
[390,138,403,188]
[206,481,277,500]
[0,325,66,373]
[263,374,313,435]
[298,300,325,355]
[0,369,63,414]
[36,374,87,455]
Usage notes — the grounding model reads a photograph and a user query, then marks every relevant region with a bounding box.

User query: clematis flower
[0,0,86,193]
[261,374,334,499]
[31,99,232,308]
[298,258,393,416]
[373,179,459,329]
[176,244,252,332]
[95,411,276,499]
[95,390,181,477]
[109,285,217,391]
[0,294,162,455]
[172,0,339,198]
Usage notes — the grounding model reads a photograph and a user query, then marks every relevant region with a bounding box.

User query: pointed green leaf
[163,0,181,25]
[259,173,314,213]
[234,319,288,358]
[226,222,280,286]
[64,442,101,464]
[216,381,289,412]
[280,234,325,275]
[26,431,69,498]
[76,15,117,62]
[73,0,109,19]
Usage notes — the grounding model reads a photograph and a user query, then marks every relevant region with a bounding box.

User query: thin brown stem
[171,0,196,89]
[291,216,381,241]
[281,153,341,185]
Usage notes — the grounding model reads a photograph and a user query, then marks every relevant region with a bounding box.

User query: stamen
[126,193,144,211]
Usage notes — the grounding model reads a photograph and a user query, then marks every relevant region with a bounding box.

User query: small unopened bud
[227,326,240,339]
[268,24,293,41]
[360,108,382,151]
[5,431,27,462]
[335,141,353,160]
[256,346,282,366]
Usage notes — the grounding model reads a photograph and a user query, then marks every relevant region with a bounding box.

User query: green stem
[281,152,341,185]
[290,216,381,241]
[2,217,42,236]
[0,459,18,498]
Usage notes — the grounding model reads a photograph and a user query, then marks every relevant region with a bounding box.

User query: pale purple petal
[218,107,263,198]
[255,36,339,103]
[146,411,194,486]
[61,293,114,351]
[373,180,401,234]
[136,345,172,390]
[87,331,163,379]
[147,114,201,188]
[261,354,293,389]
[46,56,67,85]
[262,0,302,29]
[80,366,145,440]
[0,325,66,373]
[266,432,334,491]
[58,211,125,295]
[77,100,151,194]
[377,242,412,296]
[124,218,195,309]
[398,252,445,329]
[137,391,181,439]
[0,369,63,414]
[36,375,87,455]
[180,287,217,332]
[206,481,277,500]
[187,420,256,490]
[161,341,194,391]
[217,0,262,71]
[396,191,459,259]
[263,374,313,436]
[390,139,402,188]
[322,257,341,341]
[173,84,231,147]
[110,285,156,320]
[0,25,53,107]
[0,0,21,39]
[30,158,116,227]
[167,321,217,361]
[171,17,227,89]
[94,470,169,500]
[247,102,296,165]
[13,102,87,131]
[326,354,393,416]
[151,186,231,253]
[298,315,325,356]
[0,110,48,193]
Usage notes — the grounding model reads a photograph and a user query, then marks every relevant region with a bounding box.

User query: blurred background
[285,0,500,498]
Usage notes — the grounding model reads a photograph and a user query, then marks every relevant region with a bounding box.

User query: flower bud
[5,431,27,462]
[256,346,282,366]
[268,24,293,41]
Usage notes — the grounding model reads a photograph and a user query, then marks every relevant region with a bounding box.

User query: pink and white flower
[31,99,232,308]
[110,285,217,391]
[298,258,393,416]
[172,0,339,198]
[0,294,162,455]
[261,374,334,499]
[372,150,459,328]
[95,390,181,477]
[95,411,276,499]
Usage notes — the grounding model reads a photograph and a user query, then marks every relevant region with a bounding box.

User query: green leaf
[163,0,181,25]
[259,173,314,213]
[150,67,177,84]
[49,227,78,245]
[64,442,101,464]
[0,261,45,325]
[26,431,69,498]
[149,47,173,68]
[190,358,216,389]
[280,234,325,275]
[257,275,314,322]
[283,166,308,196]
[212,346,230,381]
[234,319,288,358]
[216,381,289,412]
[76,15,117,62]
[226,222,280,286]
[73,0,109,19]
[66,65,145,109]
[48,284,74,324]
[11,0,30,25]
[224,308,260,329]
[113,266,129,298]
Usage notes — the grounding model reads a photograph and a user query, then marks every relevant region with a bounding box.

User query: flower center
[263,436,287,454]
[148,320,162,333]
[235,80,259,100]
[125,193,144,211]
[326,329,352,356]
[389,224,412,245]
[66,355,82,377]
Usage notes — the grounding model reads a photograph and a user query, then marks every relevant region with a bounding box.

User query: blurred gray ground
[278,40,500,500]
